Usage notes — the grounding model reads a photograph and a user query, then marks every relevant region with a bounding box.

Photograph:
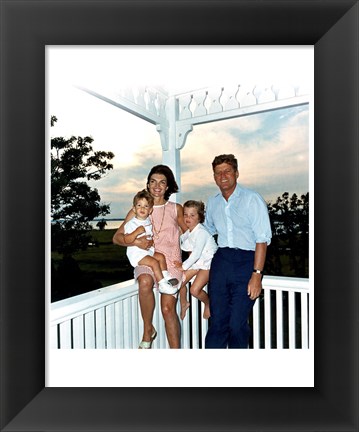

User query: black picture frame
[1,1,358,431]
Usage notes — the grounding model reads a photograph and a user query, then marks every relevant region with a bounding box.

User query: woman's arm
[176,203,187,234]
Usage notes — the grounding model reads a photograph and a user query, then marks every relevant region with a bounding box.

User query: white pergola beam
[75,85,168,127]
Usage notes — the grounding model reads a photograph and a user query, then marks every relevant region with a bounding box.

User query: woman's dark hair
[146,165,179,201]
[183,200,205,223]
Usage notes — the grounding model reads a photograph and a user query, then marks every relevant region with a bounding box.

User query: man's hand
[247,274,262,300]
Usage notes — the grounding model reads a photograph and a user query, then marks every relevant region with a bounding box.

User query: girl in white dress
[174,200,218,319]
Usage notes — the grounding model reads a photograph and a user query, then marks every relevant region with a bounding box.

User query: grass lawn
[51,229,308,301]
[51,229,134,300]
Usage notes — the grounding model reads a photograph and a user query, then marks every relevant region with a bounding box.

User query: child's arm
[123,225,146,244]
[181,230,208,270]
[113,211,152,250]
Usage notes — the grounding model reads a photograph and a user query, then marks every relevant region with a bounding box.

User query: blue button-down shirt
[204,184,272,251]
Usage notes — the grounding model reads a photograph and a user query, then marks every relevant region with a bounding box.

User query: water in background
[90,220,124,230]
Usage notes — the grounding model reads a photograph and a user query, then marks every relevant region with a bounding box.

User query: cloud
[78,105,309,218]
[89,146,164,217]
[179,106,309,206]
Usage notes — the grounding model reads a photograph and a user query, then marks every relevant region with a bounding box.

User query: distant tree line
[266,192,309,278]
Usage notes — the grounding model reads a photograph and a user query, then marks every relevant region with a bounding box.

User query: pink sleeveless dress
[134,201,183,288]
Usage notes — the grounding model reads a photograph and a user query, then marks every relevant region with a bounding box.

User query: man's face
[213,162,239,195]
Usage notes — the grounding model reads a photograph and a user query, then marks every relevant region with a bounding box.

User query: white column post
[160,96,182,201]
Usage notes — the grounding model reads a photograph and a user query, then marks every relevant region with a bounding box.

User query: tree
[51,116,114,256]
[96,218,108,230]
[266,192,309,277]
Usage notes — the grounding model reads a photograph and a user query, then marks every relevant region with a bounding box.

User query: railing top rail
[263,275,310,292]
[50,279,138,324]
[50,275,310,326]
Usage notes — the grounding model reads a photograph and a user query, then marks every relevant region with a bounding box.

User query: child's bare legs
[189,269,211,319]
[153,251,167,272]
[153,252,178,284]
[179,269,198,320]
[179,285,190,320]
[138,254,166,283]
[138,253,179,295]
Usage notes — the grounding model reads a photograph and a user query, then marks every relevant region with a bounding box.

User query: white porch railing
[50,276,310,349]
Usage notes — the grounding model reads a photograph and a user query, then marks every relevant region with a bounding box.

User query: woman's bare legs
[161,294,180,348]
[189,269,211,319]
[137,274,156,342]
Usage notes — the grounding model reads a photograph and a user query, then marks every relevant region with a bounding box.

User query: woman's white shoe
[138,328,157,349]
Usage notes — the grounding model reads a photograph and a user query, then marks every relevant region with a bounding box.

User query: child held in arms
[124,189,179,295]
[174,200,218,319]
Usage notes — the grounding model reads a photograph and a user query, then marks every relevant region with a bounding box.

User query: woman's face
[147,173,168,199]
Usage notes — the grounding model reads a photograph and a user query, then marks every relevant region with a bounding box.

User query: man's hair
[146,164,179,201]
[133,189,154,207]
[183,200,205,223]
[212,154,238,172]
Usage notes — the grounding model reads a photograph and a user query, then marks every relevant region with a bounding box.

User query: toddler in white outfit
[124,190,179,295]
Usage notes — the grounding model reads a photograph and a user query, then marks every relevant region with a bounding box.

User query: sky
[47,46,313,219]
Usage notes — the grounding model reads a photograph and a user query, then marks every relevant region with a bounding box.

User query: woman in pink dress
[113,165,187,348]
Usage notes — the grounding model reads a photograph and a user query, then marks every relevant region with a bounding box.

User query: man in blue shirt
[204,154,272,348]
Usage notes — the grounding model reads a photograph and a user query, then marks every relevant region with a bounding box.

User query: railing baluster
[59,320,72,349]
[191,293,200,349]
[123,298,132,348]
[264,289,272,348]
[105,304,116,349]
[276,290,284,349]
[252,300,260,349]
[153,289,166,349]
[115,301,123,349]
[131,295,139,349]
[301,292,309,349]
[50,323,59,349]
[201,285,209,348]
[72,315,84,349]
[179,287,191,348]
[95,308,106,349]
[288,291,296,348]
[84,311,95,349]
